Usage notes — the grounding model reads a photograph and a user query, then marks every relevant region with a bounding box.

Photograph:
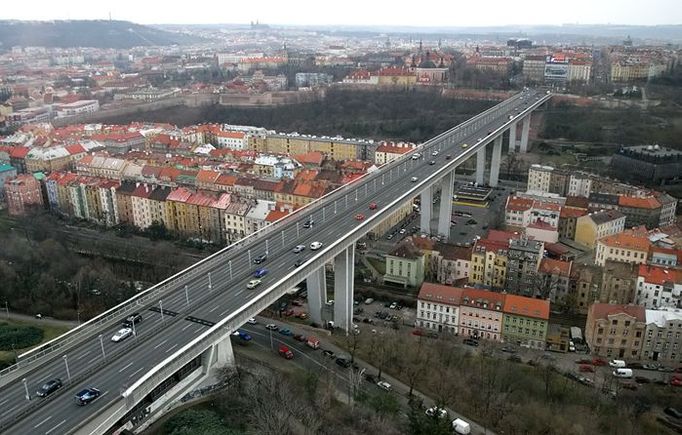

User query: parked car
[575,358,592,365]
[425,406,448,418]
[376,381,392,391]
[293,333,307,342]
[364,298,374,305]
[463,338,479,347]
[635,376,651,384]
[111,327,133,343]
[336,357,352,368]
[279,328,293,336]
[246,317,257,325]
[592,358,608,366]
[278,345,294,359]
[665,407,682,419]
[36,378,63,398]
[265,323,278,331]
[75,387,101,406]
[579,365,594,373]
[322,349,335,358]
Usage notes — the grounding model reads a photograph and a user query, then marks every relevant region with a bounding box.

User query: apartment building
[502,294,550,349]
[5,174,43,215]
[384,239,425,288]
[635,264,682,309]
[574,210,626,249]
[416,284,463,334]
[600,260,639,305]
[595,228,651,266]
[585,303,646,360]
[642,309,682,364]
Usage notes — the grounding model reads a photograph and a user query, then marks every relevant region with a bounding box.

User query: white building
[245,199,274,235]
[568,174,592,197]
[214,130,247,150]
[55,100,100,118]
[527,164,553,193]
[636,264,682,309]
[416,283,463,334]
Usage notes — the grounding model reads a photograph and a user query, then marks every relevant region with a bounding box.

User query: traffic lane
[0,309,166,427]
[5,318,214,435]
[2,99,531,427]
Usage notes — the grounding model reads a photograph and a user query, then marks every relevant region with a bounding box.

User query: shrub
[0,322,44,351]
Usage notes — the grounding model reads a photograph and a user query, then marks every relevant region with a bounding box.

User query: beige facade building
[586,303,646,360]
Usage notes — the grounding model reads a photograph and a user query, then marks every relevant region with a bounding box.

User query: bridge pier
[508,122,517,154]
[489,136,502,187]
[475,147,485,185]
[213,332,235,369]
[420,187,433,234]
[306,268,326,325]
[437,169,455,238]
[520,116,531,153]
[333,245,355,332]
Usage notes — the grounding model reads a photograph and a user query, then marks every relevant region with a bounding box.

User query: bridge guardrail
[122,90,545,410]
[3,90,543,380]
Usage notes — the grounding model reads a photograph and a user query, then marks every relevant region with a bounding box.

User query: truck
[452,418,471,434]
[570,327,583,345]
[306,336,320,350]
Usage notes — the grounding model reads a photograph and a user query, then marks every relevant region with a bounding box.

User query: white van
[609,359,626,368]
[612,368,633,378]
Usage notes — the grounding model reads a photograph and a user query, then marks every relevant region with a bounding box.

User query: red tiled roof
[9,147,30,159]
[539,258,572,277]
[560,207,587,218]
[376,145,412,154]
[266,208,290,222]
[503,294,550,320]
[196,169,220,184]
[293,151,324,166]
[618,196,661,209]
[506,196,534,212]
[461,288,506,307]
[638,264,680,286]
[417,283,464,306]
[486,230,522,243]
[598,230,650,252]
[589,303,646,322]
[65,144,86,155]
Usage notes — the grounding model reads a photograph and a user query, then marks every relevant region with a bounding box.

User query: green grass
[0,320,70,366]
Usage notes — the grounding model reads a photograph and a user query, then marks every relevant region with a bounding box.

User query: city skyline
[6,0,682,27]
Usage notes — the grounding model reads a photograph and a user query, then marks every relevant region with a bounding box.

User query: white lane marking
[166,344,178,353]
[219,308,230,317]
[209,306,219,313]
[1,405,19,417]
[153,339,168,350]
[181,323,193,331]
[45,419,66,435]
[194,327,204,334]
[76,350,92,361]
[118,362,134,373]
[129,367,145,379]
[34,415,52,428]
[0,399,7,406]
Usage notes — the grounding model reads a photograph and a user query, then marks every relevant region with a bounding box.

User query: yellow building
[574,210,626,249]
[469,239,508,289]
[249,134,362,161]
[376,67,417,87]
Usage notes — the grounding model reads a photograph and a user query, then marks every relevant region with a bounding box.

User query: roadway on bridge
[1,90,547,434]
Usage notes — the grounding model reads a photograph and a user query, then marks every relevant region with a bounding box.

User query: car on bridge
[293,244,305,253]
[294,259,304,267]
[355,214,365,221]
[36,378,62,398]
[432,150,439,156]
[369,202,377,210]
[446,154,452,160]
[410,177,418,182]
[254,268,268,278]
[75,387,101,406]
[411,153,421,160]
[253,253,267,264]
[461,143,468,149]
[310,241,323,250]
[303,218,314,228]
[122,312,143,328]
[111,327,133,343]
[429,160,436,165]
[247,279,262,289]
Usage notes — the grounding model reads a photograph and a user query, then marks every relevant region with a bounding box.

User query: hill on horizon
[0,20,203,49]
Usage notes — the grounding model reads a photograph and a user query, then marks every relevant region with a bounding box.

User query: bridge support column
[213,333,235,369]
[489,136,502,188]
[475,147,485,185]
[520,116,531,153]
[437,169,455,238]
[333,245,355,333]
[306,268,325,326]
[420,187,432,234]
[508,122,517,154]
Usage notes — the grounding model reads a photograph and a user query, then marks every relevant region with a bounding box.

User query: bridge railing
[121,91,546,411]
[4,90,543,379]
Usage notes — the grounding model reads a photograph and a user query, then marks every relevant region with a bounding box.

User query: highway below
[0,89,547,434]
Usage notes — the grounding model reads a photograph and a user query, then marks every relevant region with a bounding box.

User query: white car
[426,406,448,418]
[247,279,262,289]
[293,244,305,253]
[247,317,257,325]
[410,177,418,182]
[111,327,133,343]
[376,381,392,391]
[411,153,421,160]
[310,241,323,250]
[432,150,439,156]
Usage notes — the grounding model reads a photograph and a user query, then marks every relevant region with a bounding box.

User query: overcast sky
[7,0,681,27]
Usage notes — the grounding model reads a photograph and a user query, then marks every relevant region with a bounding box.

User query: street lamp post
[63,355,71,383]
[4,300,8,320]
[22,378,30,401]
[208,272,212,291]
[99,334,106,359]
[185,285,189,307]
[159,300,165,322]
[269,328,273,350]
[228,260,233,280]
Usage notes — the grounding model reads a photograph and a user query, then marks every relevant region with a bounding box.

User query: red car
[579,365,594,373]
[369,202,377,210]
[411,329,425,336]
[278,345,294,359]
[355,214,365,221]
[671,376,682,387]
[592,358,608,366]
